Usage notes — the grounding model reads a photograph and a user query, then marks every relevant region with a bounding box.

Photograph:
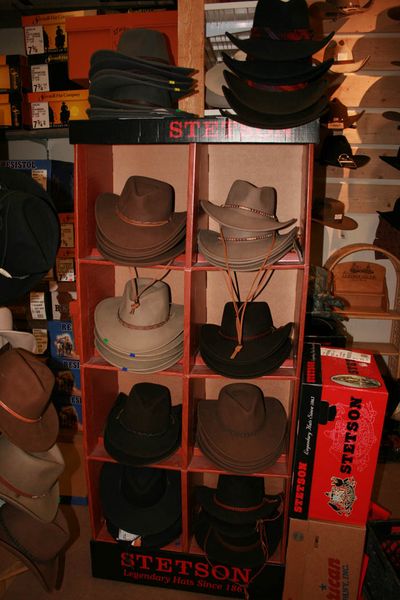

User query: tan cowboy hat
[0,347,57,452]
[324,39,369,73]
[94,278,184,356]
[201,180,296,232]
[0,436,64,522]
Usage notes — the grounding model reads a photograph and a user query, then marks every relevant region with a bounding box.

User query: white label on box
[61,223,75,248]
[31,102,50,129]
[31,169,48,191]
[56,259,75,282]
[25,26,44,55]
[31,64,50,92]
[321,347,371,364]
[32,329,48,354]
[30,291,47,320]
[117,529,140,543]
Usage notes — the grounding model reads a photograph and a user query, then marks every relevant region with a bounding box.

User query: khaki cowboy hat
[94,278,184,356]
[324,39,370,73]
[201,180,296,232]
[95,175,186,253]
[196,383,287,473]
[0,503,69,592]
[0,347,57,452]
[0,436,64,523]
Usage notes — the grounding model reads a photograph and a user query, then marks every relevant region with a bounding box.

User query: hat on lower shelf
[319,134,370,169]
[0,307,37,352]
[312,198,358,230]
[379,147,400,171]
[196,383,287,474]
[104,383,182,465]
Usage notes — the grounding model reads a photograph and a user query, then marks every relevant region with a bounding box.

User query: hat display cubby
[70,116,317,593]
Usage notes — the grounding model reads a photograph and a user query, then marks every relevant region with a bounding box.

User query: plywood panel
[178,0,205,117]
[314,35,400,71]
[342,113,400,145]
[315,148,400,180]
[324,182,399,213]
[331,74,400,108]
[317,0,400,34]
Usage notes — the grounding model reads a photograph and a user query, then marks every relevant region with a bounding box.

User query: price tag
[32,329,48,354]
[30,291,47,320]
[25,26,44,55]
[31,64,50,92]
[56,258,76,282]
[31,168,48,191]
[31,102,50,129]
[117,529,141,544]
[321,347,371,364]
[61,223,75,248]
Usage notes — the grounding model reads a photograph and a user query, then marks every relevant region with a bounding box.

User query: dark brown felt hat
[312,198,358,230]
[0,347,58,452]
[95,176,186,252]
[0,504,69,592]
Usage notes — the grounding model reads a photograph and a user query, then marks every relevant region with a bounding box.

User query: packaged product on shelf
[48,320,79,361]
[23,89,89,129]
[56,257,76,282]
[0,55,31,92]
[51,284,77,321]
[30,59,83,93]
[0,91,23,128]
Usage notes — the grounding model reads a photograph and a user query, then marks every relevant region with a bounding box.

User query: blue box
[47,320,79,360]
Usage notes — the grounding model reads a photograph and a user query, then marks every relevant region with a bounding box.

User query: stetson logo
[325,476,357,516]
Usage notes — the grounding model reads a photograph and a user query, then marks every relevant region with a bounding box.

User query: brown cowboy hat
[0,503,69,592]
[312,198,358,230]
[0,347,57,452]
[0,437,64,523]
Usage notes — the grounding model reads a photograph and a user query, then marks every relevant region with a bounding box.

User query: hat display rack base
[70,116,317,597]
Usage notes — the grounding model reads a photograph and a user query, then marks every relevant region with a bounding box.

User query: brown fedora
[0,347,58,452]
[312,198,358,230]
[95,176,186,253]
[201,180,296,232]
[196,383,287,473]
[0,436,64,523]
[0,503,69,592]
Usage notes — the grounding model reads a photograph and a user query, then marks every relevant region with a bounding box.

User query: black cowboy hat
[100,463,181,535]
[196,475,282,524]
[104,384,182,466]
[380,147,400,171]
[106,514,182,550]
[0,167,60,306]
[319,134,370,169]
[377,198,400,230]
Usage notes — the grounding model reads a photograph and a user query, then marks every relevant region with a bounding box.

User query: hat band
[118,409,174,437]
[218,232,274,242]
[219,325,275,342]
[213,528,262,553]
[213,494,270,513]
[224,204,276,220]
[0,474,46,499]
[117,308,169,330]
[0,399,42,423]
[115,204,169,227]
[0,268,30,280]
[338,153,357,167]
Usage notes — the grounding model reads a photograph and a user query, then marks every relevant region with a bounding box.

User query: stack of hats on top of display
[0,345,70,592]
[0,167,60,307]
[199,180,298,271]
[95,175,186,266]
[194,475,284,568]
[214,0,335,128]
[196,383,287,473]
[94,277,184,373]
[100,463,182,549]
[88,28,197,120]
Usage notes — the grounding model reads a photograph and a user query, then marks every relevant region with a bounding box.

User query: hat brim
[379,156,400,171]
[200,199,296,232]
[104,393,182,464]
[88,94,182,114]
[90,72,191,104]
[197,396,286,465]
[0,330,37,352]
[106,515,182,549]
[95,328,184,357]
[100,463,181,535]
[0,401,59,453]
[312,215,358,230]
[320,153,371,169]
[96,236,186,267]
[220,90,329,130]
[0,272,49,307]
[94,293,183,354]
[95,192,186,251]
[89,57,195,84]
[196,486,282,524]
[95,338,183,374]
[224,71,329,115]
[90,67,195,90]
[0,481,60,523]
[328,57,369,73]
[90,49,195,77]
[225,31,335,62]
[222,53,334,85]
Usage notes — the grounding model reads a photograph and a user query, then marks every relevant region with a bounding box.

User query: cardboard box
[289,344,388,526]
[0,159,74,212]
[283,518,366,600]
[0,55,30,92]
[30,60,83,92]
[22,11,96,60]
[0,92,23,128]
[23,89,89,129]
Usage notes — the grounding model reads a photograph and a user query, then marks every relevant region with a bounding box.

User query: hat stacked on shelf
[196,383,287,473]
[194,475,284,568]
[104,382,182,465]
[319,133,370,169]
[88,28,197,120]
[198,180,299,271]
[217,0,335,129]
[94,277,184,373]
[100,463,182,549]
[200,302,293,379]
[95,175,186,266]
[0,307,37,352]
[0,346,70,592]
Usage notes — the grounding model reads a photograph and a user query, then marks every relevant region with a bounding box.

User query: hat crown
[0,348,55,420]
[215,474,266,509]
[117,28,171,64]
[119,278,171,328]
[111,83,172,107]
[120,466,167,507]
[225,180,277,220]
[220,302,274,341]
[117,176,174,224]
[0,437,64,496]
[217,383,266,435]
[0,307,13,330]
[121,383,172,435]
[313,198,345,222]
[253,0,310,32]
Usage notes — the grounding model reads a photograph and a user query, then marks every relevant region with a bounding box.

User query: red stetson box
[290,343,387,526]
